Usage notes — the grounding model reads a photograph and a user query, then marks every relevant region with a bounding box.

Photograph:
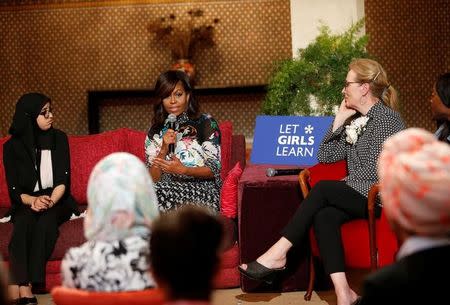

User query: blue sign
[251,115,334,166]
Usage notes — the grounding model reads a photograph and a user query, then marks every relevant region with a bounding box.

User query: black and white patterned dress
[145,113,222,212]
[318,101,406,198]
[61,236,154,291]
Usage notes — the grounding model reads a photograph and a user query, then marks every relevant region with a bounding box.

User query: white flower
[346,128,358,144]
[345,116,369,145]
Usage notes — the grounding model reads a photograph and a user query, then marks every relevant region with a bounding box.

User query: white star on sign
[304,125,314,134]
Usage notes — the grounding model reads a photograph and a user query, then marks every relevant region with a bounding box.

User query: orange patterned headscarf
[378,128,450,236]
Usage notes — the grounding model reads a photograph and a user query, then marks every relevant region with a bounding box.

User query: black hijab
[9,93,55,167]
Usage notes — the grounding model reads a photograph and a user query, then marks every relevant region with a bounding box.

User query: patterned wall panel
[99,93,264,139]
[0,0,291,139]
[365,0,450,131]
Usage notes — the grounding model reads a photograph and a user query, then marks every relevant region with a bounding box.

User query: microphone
[266,168,302,177]
[167,114,177,155]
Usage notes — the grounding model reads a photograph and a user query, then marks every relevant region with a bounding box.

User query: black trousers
[282,180,380,275]
[8,200,72,285]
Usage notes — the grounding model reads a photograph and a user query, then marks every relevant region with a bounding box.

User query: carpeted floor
[36,289,328,305]
[35,269,370,305]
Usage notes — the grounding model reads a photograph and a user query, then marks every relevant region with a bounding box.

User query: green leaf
[263,18,370,116]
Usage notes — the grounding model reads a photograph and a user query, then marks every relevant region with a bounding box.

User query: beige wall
[1,0,448,139]
[290,0,364,56]
[0,0,292,138]
[290,0,449,131]
[365,0,450,131]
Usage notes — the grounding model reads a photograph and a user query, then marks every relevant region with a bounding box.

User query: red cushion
[220,162,243,218]
[0,136,11,207]
[51,286,165,305]
[309,160,347,187]
[213,243,240,288]
[219,121,232,180]
[123,128,147,162]
[69,129,127,204]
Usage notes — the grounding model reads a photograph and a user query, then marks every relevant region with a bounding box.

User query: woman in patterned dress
[239,59,406,305]
[145,70,221,212]
[61,152,159,291]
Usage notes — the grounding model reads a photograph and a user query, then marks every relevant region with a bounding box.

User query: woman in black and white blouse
[239,59,405,305]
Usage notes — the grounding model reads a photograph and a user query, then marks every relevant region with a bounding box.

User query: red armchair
[298,160,398,301]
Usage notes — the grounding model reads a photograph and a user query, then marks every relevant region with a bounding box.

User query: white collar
[396,235,450,260]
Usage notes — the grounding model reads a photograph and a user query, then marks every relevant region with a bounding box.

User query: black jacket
[359,245,450,305]
[3,128,78,216]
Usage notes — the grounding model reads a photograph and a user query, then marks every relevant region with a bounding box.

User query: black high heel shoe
[238,261,285,284]
[19,296,38,305]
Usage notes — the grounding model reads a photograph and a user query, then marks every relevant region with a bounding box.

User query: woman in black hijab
[3,93,78,305]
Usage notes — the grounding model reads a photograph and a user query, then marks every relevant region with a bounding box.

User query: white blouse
[33,150,53,191]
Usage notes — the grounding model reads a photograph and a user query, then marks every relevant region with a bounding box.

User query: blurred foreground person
[61,152,159,291]
[358,128,450,304]
[150,206,224,305]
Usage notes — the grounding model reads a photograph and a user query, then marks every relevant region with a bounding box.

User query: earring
[360,95,367,105]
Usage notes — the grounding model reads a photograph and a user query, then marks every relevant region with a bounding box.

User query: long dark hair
[436,73,450,108]
[151,70,200,128]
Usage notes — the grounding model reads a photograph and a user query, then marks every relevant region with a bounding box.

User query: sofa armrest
[231,134,246,169]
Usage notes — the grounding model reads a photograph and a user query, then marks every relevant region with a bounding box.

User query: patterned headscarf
[378,128,450,236]
[85,152,159,241]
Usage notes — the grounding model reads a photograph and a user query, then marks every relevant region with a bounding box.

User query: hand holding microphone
[266,167,302,177]
[166,113,177,155]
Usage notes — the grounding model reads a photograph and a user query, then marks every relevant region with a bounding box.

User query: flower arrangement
[148,9,219,60]
[345,116,369,145]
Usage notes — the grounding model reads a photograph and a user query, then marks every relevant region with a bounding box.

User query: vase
[171,59,196,85]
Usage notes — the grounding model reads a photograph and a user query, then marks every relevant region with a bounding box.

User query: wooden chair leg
[303,254,315,301]
[367,184,379,271]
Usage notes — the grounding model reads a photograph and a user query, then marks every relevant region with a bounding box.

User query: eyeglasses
[39,108,53,119]
[344,81,363,88]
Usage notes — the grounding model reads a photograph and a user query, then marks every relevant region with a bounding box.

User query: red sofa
[0,123,245,291]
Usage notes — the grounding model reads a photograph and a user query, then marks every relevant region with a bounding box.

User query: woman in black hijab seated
[3,93,78,305]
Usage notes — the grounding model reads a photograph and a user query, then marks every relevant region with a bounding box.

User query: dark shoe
[19,297,38,305]
[351,296,362,305]
[238,261,285,284]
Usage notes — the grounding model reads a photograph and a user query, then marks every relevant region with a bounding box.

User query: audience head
[150,206,224,301]
[85,152,159,242]
[430,72,450,121]
[378,128,450,238]
[152,70,199,127]
[347,58,398,110]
